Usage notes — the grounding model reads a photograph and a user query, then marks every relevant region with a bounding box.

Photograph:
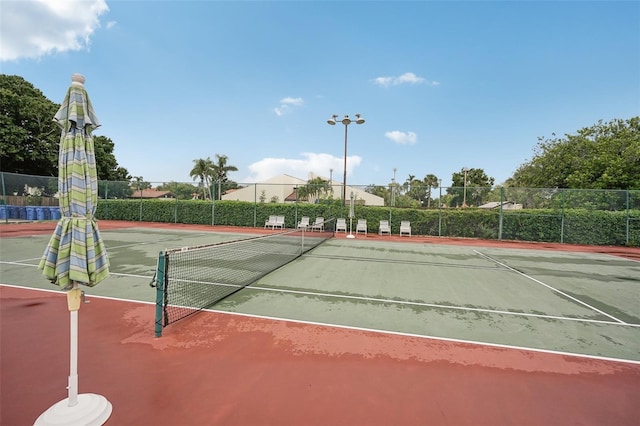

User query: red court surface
[2,284,640,426]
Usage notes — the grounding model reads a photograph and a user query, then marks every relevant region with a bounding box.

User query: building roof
[222,174,385,206]
[130,189,173,199]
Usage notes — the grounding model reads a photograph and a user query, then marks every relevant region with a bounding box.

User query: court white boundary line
[474,250,628,325]
[3,260,638,328]
[247,285,640,328]
[2,283,639,366]
[203,308,640,366]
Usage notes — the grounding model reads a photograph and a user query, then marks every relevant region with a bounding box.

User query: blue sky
[2,0,639,188]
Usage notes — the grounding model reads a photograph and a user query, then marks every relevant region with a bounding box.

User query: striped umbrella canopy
[39,74,109,290]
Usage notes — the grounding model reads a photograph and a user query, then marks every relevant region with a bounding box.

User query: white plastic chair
[355,219,367,235]
[399,221,411,236]
[311,217,324,232]
[264,215,277,229]
[297,216,310,229]
[379,220,391,235]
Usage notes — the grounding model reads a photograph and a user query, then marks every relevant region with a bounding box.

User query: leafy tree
[448,168,495,207]
[365,184,390,204]
[157,181,199,200]
[130,176,151,192]
[402,174,440,208]
[0,75,59,175]
[0,74,132,181]
[190,157,214,200]
[98,180,131,199]
[211,154,238,200]
[509,117,640,189]
[94,136,131,181]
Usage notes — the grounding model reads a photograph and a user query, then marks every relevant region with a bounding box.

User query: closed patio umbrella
[347,191,355,238]
[36,73,111,425]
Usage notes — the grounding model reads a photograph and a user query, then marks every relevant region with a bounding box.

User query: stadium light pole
[462,167,469,207]
[327,114,365,206]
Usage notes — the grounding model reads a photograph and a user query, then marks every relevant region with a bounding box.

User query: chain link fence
[2,172,638,246]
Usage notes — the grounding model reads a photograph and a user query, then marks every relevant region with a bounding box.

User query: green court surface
[1,226,639,362]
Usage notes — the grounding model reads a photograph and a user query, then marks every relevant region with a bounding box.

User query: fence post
[104,182,109,220]
[211,183,215,226]
[438,184,442,237]
[560,189,565,244]
[1,172,7,224]
[626,190,630,245]
[174,197,178,224]
[498,186,504,240]
[254,184,257,228]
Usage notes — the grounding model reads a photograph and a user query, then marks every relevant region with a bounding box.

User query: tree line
[1,74,638,206]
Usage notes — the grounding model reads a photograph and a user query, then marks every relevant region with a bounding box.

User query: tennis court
[1,220,639,425]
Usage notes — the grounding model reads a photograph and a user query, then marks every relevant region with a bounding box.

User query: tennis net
[153,218,335,336]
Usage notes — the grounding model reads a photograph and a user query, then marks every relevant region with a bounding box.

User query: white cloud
[280,97,304,106]
[244,152,362,182]
[273,97,304,116]
[0,0,109,62]
[385,131,417,145]
[371,72,439,87]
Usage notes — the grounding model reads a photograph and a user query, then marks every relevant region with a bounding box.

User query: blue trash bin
[26,207,36,221]
[8,206,18,219]
[50,207,62,220]
[0,206,6,220]
[36,207,46,221]
[18,207,27,220]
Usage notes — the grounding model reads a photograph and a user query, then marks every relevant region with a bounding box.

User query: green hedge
[95,199,639,247]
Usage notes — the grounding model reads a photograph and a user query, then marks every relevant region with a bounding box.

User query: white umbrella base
[346,234,356,239]
[34,393,112,426]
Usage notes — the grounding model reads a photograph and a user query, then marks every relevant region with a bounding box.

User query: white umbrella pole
[68,285,80,407]
[34,283,112,426]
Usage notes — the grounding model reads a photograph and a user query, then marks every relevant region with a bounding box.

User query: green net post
[154,252,167,337]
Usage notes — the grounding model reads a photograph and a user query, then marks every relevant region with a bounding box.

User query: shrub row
[95,199,639,247]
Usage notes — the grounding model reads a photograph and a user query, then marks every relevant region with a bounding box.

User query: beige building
[222,174,384,206]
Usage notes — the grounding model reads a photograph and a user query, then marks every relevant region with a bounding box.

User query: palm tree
[211,154,238,200]
[423,174,439,208]
[404,174,416,192]
[297,177,331,202]
[190,157,214,200]
[422,173,440,208]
